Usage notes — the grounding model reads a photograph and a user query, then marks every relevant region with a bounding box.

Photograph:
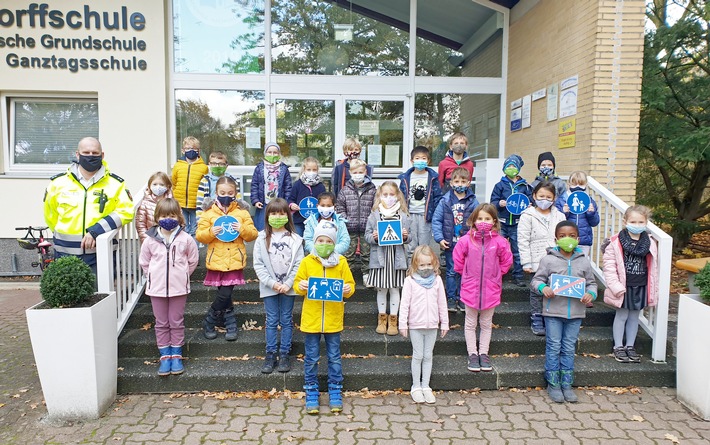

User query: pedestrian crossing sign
[307,277,344,302]
[377,220,403,246]
[550,274,586,299]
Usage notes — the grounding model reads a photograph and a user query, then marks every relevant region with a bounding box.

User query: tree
[638,0,710,249]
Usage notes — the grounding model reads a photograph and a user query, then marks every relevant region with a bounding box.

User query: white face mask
[318,206,334,219]
[151,184,168,196]
[382,195,398,208]
[351,173,365,183]
[304,171,318,179]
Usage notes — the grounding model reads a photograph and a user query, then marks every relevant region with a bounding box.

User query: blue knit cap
[503,154,524,172]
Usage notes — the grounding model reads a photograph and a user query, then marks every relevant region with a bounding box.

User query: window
[4,96,99,173]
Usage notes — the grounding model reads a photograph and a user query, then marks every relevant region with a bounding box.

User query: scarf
[300,173,322,186]
[264,158,281,173]
[314,252,340,268]
[619,229,651,257]
[412,272,436,289]
[378,201,401,218]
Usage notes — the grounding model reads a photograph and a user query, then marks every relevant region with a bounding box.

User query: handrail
[586,176,672,362]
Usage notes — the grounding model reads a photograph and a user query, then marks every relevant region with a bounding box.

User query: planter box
[677,293,710,421]
[26,292,117,420]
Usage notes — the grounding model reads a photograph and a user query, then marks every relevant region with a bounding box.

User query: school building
[0,0,645,273]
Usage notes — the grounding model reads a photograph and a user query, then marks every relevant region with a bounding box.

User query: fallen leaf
[632,415,645,422]
[30,404,37,409]
[582,353,601,359]
[11,394,19,399]
[215,355,251,361]
[117,367,124,371]
[665,433,679,443]
[0,404,5,408]
[19,389,28,393]
[450,414,457,419]
[455,400,466,406]
[140,322,152,331]
[502,353,520,358]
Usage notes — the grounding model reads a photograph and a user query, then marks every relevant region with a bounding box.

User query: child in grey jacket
[530,221,597,404]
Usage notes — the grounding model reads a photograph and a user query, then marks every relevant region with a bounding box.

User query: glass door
[344,98,407,171]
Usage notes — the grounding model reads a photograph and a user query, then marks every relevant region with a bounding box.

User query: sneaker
[276,353,291,373]
[410,387,425,404]
[613,346,630,363]
[467,353,480,372]
[479,354,492,372]
[456,301,466,312]
[447,299,457,313]
[625,346,641,363]
[422,387,436,404]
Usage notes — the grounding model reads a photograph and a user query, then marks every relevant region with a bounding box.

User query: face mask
[453,185,468,194]
[556,236,579,252]
[475,221,494,233]
[210,166,227,176]
[351,173,365,183]
[315,243,335,258]
[347,152,360,160]
[535,199,554,210]
[626,224,647,235]
[264,155,280,164]
[413,160,428,170]
[158,218,179,231]
[184,150,199,160]
[417,267,435,278]
[150,184,168,197]
[540,166,554,177]
[78,154,102,172]
[268,215,288,229]
[304,171,318,180]
[318,206,334,219]
[570,186,586,192]
[451,144,465,155]
[382,196,398,208]
[217,195,234,207]
[504,166,519,178]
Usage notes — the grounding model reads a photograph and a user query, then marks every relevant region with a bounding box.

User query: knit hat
[503,154,524,172]
[537,151,555,169]
[264,142,281,155]
[313,220,337,243]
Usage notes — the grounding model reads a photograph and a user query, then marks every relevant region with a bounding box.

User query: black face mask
[217,196,234,207]
[78,154,102,172]
[184,150,199,160]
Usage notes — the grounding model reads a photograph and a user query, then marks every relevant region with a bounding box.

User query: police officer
[43,137,134,273]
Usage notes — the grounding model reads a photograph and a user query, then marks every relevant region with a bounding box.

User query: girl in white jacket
[518,182,566,336]
[399,245,449,404]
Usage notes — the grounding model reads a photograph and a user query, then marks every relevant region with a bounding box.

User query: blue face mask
[413,160,428,170]
[217,196,234,207]
[158,218,179,231]
[453,185,468,194]
[570,186,586,193]
[184,149,199,160]
[540,166,554,177]
[626,224,647,235]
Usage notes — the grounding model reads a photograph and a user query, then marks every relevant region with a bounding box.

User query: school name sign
[0,3,148,73]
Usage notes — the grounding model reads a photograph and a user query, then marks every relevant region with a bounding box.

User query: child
[432,167,479,312]
[139,198,199,376]
[399,245,449,404]
[437,132,475,192]
[531,221,597,403]
[294,220,356,414]
[252,198,304,374]
[603,205,658,364]
[171,136,209,238]
[196,176,258,341]
[529,151,566,199]
[365,181,412,335]
[518,182,567,336]
[251,142,292,231]
[454,203,513,373]
[196,151,238,220]
[490,154,533,287]
[303,192,350,256]
[555,171,600,257]
[136,171,173,244]
[398,146,442,259]
[288,157,326,236]
[336,159,377,284]
[331,138,374,197]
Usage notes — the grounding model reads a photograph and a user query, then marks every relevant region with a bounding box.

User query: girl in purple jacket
[139,198,199,376]
[454,203,513,373]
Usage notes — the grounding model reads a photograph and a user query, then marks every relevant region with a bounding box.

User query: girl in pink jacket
[602,205,658,364]
[139,198,199,376]
[454,203,513,373]
[399,245,449,405]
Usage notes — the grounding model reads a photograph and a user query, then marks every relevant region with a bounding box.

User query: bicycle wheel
[39,249,54,272]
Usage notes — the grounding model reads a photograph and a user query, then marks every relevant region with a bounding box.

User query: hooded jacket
[397,167,442,223]
[171,157,208,209]
[253,230,304,298]
[517,206,567,271]
[491,176,533,226]
[399,275,449,331]
[250,161,293,231]
[453,229,513,310]
[530,173,566,199]
[195,201,258,271]
[365,210,412,270]
[432,189,479,244]
[555,193,600,246]
[303,213,350,255]
[288,179,327,225]
[331,160,374,197]
[530,247,598,319]
[602,232,659,308]
[437,150,475,190]
[335,179,377,234]
[139,226,199,298]
[135,187,174,243]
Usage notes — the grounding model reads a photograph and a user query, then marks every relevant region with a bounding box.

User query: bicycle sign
[506,193,530,215]
[214,215,240,242]
[566,191,591,215]
[307,277,344,302]
[550,274,586,299]
[299,196,319,219]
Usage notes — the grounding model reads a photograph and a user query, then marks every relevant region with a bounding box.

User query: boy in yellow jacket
[294,220,355,415]
[172,136,209,238]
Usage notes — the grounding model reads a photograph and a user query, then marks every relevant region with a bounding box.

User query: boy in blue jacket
[432,167,479,312]
[554,171,600,258]
[398,146,442,260]
[490,154,533,287]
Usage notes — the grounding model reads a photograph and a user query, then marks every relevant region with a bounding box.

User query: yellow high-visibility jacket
[293,254,355,333]
[171,158,208,209]
[43,162,134,256]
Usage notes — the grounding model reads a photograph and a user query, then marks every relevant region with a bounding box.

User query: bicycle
[16,226,54,272]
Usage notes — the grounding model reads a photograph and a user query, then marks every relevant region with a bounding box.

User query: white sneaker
[422,387,436,404]
[410,387,425,404]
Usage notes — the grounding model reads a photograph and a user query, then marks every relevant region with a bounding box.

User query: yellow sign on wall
[558,118,576,149]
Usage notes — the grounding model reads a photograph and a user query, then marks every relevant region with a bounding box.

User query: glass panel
[275,99,336,168]
[414,93,500,164]
[175,90,266,165]
[346,100,404,168]
[173,0,265,74]
[13,99,98,165]
[271,0,409,75]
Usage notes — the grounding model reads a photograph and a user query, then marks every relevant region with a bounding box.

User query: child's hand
[372,230,378,241]
[499,200,507,207]
[211,225,223,236]
[542,286,555,298]
[298,280,309,291]
[440,240,450,250]
[440,329,448,338]
[402,228,409,240]
[523,267,533,274]
[255,202,264,209]
[587,203,595,213]
[581,293,593,304]
[232,220,241,232]
[289,203,299,212]
[343,284,352,294]
[399,329,408,338]
[563,204,570,213]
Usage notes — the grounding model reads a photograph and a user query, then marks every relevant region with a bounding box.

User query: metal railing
[96,187,146,335]
[586,176,672,362]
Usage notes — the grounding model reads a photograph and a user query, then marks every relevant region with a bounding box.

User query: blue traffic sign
[567,191,591,215]
[307,277,344,302]
[506,193,530,215]
[214,215,240,242]
[377,220,403,246]
[299,196,319,219]
[550,274,586,299]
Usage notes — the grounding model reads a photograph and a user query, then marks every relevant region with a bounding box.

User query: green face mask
[504,166,519,178]
[315,243,335,258]
[268,215,288,229]
[210,166,227,176]
[265,155,280,164]
[556,237,579,252]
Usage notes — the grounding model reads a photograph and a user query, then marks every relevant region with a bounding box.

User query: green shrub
[40,256,96,308]
[693,263,710,304]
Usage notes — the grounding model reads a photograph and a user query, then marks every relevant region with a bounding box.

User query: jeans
[500,224,523,279]
[443,248,461,302]
[544,316,582,372]
[182,208,197,237]
[304,332,342,386]
[263,294,295,354]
